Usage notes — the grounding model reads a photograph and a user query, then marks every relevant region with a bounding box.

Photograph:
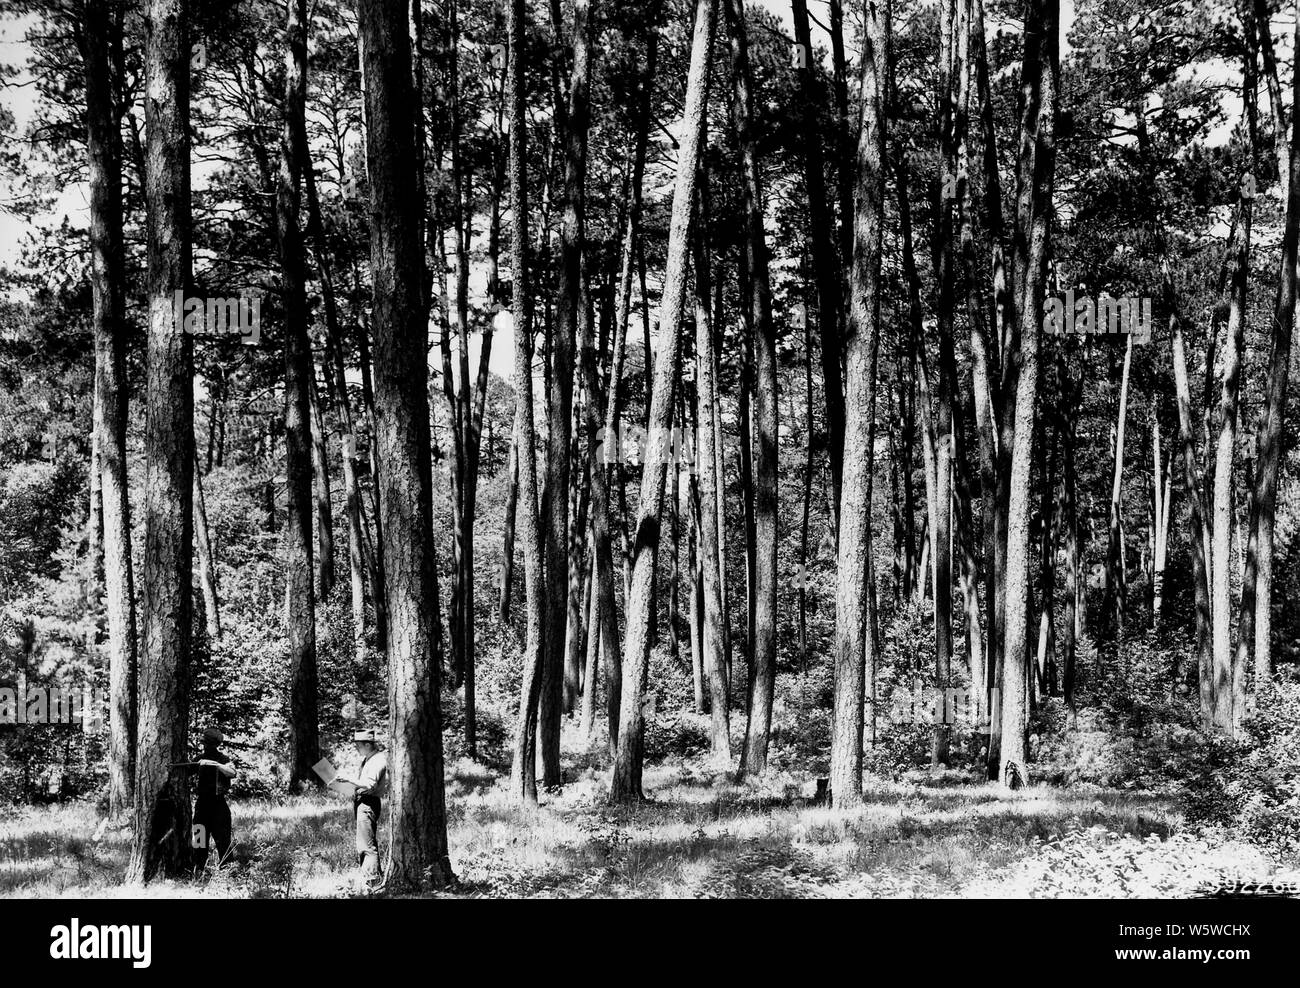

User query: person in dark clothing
[190,726,237,869]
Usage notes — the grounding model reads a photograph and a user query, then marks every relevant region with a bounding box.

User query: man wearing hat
[332,729,388,884]
[191,726,237,869]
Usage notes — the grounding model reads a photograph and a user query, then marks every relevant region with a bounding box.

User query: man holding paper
[330,729,388,885]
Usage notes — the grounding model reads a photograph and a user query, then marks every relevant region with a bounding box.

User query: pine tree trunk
[541,0,596,783]
[357,0,453,886]
[582,44,654,747]
[1062,412,1079,714]
[504,0,547,805]
[1245,3,1300,684]
[791,0,844,525]
[193,468,220,640]
[1105,335,1134,639]
[726,0,776,777]
[1170,294,1214,717]
[611,0,716,803]
[128,0,193,884]
[500,432,518,623]
[277,0,319,788]
[830,0,888,808]
[79,0,137,820]
[692,170,730,762]
[1212,181,1252,734]
[998,0,1056,789]
[310,366,335,600]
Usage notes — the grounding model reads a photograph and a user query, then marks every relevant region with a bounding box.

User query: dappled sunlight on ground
[1,727,1291,898]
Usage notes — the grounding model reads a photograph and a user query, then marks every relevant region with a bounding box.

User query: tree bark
[79,0,136,817]
[79,0,137,820]
[791,0,844,526]
[540,0,596,779]
[128,0,193,884]
[193,467,220,640]
[998,0,1056,789]
[611,0,716,803]
[504,0,547,805]
[357,0,453,886]
[309,368,335,600]
[725,0,777,776]
[692,168,730,762]
[276,0,319,788]
[1169,285,1214,717]
[1244,1,1300,684]
[830,0,888,809]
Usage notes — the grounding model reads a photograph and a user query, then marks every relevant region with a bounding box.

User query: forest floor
[1,714,1292,899]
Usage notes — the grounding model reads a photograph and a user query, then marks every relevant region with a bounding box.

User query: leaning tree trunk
[193,468,220,640]
[128,0,193,884]
[80,0,137,820]
[592,38,655,751]
[830,0,888,809]
[357,0,453,886]
[611,0,716,803]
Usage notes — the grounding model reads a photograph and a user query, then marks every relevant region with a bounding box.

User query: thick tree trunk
[357,0,453,886]
[128,0,193,884]
[611,0,715,803]
[830,0,888,809]
[80,0,137,820]
[998,0,1056,790]
[277,0,319,788]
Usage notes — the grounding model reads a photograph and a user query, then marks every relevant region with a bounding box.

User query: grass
[0,713,1287,899]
